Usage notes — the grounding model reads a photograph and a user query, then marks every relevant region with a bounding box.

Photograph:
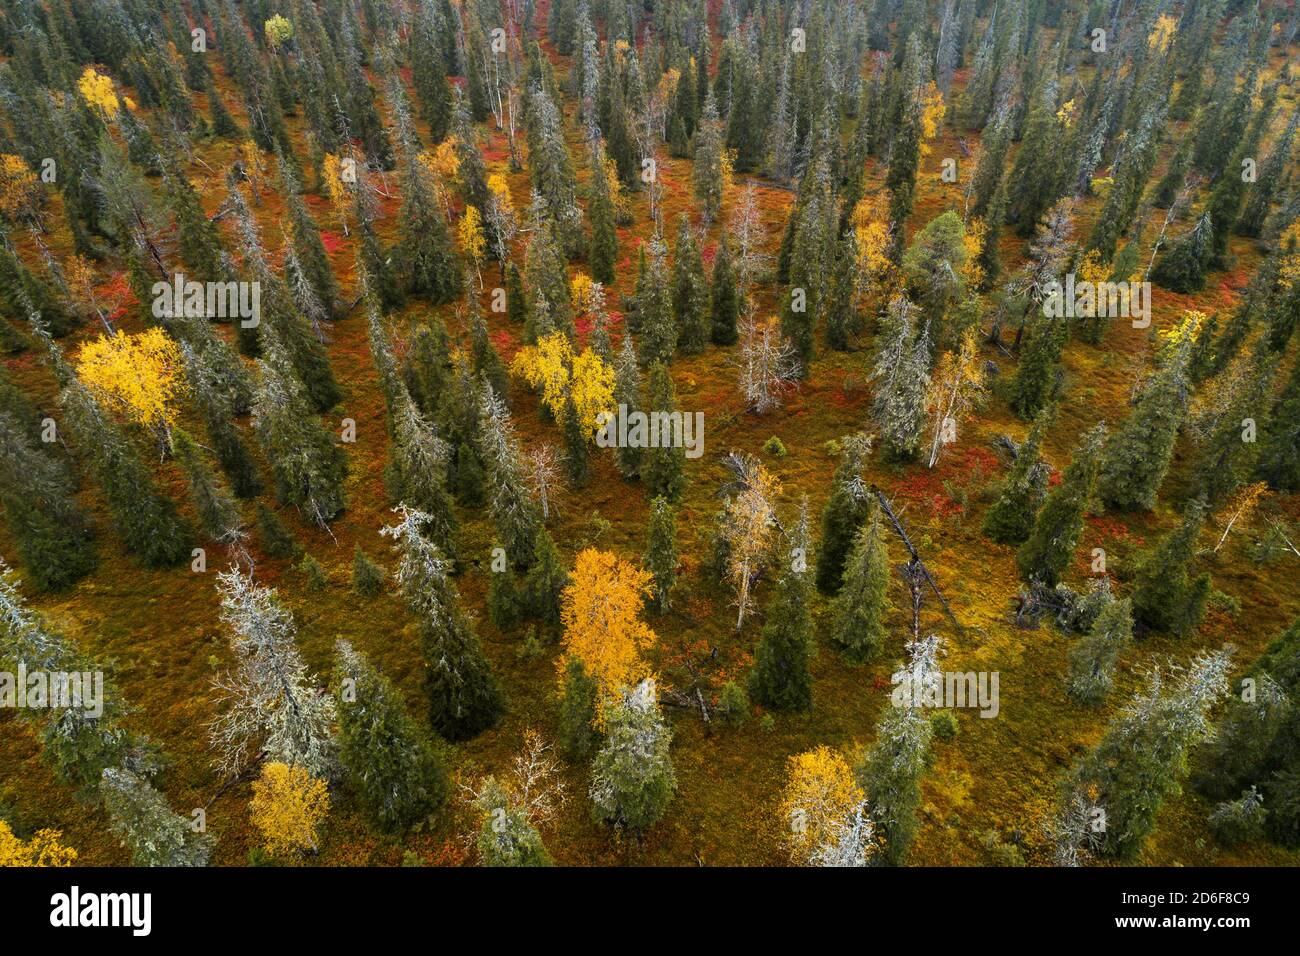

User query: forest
[0,0,1298,869]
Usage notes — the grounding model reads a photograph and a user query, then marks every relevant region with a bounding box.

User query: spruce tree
[473,777,552,866]
[644,496,678,613]
[1257,358,1300,491]
[59,372,192,568]
[1150,212,1214,294]
[586,139,618,284]
[0,408,96,591]
[398,144,460,305]
[1007,314,1066,420]
[871,298,931,461]
[815,433,873,594]
[382,506,504,741]
[1130,501,1213,637]
[172,427,240,541]
[589,679,676,831]
[1097,320,1197,511]
[1066,597,1134,705]
[830,501,893,663]
[692,91,725,223]
[636,239,676,365]
[612,334,643,478]
[558,657,600,760]
[1060,649,1232,860]
[982,405,1054,545]
[252,329,347,526]
[1016,423,1106,588]
[710,234,740,346]
[101,767,211,867]
[751,508,815,710]
[642,361,686,502]
[672,216,710,354]
[334,640,448,832]
[856,636,938,865]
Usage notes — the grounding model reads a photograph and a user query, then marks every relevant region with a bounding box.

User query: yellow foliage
[851,194,896,289]
[420,137,461,185]
[917,82,945,157]
[1158,309,1207,352]
[487,172,514,214]
[0,820,77,867]
[559,548,657,703]
[459,205,486,263]
[778,747,865,866]
[264,14,294,50]
[960,218,987,289]
[0,154,40,221]
[570,272,596,311]
[1148,14,1177,53]
[78,67,124,115]
[76,328,186,429]
[1277,221,1300,290]
[1056,99,1077,128]
[509,332,614,440]
[321,153,349,209]
[249,762,329,856]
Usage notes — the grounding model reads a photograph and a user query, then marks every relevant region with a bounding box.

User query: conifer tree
[333,640,448,832]
[1257,358,1300,491]
[252,328,347,527]
[751,504,815,711]
[280,157,340,320]
[1058,649,1232,861]
[1150,212,1214,294]
[642,361,686,502]
[1097,316,1198,511]
[830,500,892,663]
[382,505,504,741]
[101,767,211,867]
[825,231,860,351]
[872,297,931,461]
[636,238,676,365]
[478,384,542,568]
[1130,501,1213,637]
[229,187,340,410]
[1016,423,1106,588]
[1066,597,1134,704]
[1187,349,1276,508]
[398,143,460,305]
[472,773,555,866]
[58,368,192,568]
[644,496,678,613]
[589,679,676,831]
[612,335,643,478]
[526,85,582,254]
[558,657,600,760]
[692,91,726,223]
[816,433,873,594]
[856,636,939,865]
[209,566,337,780]
[672,216,710,354]
[0,408,96,591]
[710,234,740,346]
[172,427,240,541]
[1007,313,1066,420]
[586,139,618,284]
[982,405,1054,545]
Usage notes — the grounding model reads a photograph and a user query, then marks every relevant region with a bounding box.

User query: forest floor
[1,21,1299,866]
